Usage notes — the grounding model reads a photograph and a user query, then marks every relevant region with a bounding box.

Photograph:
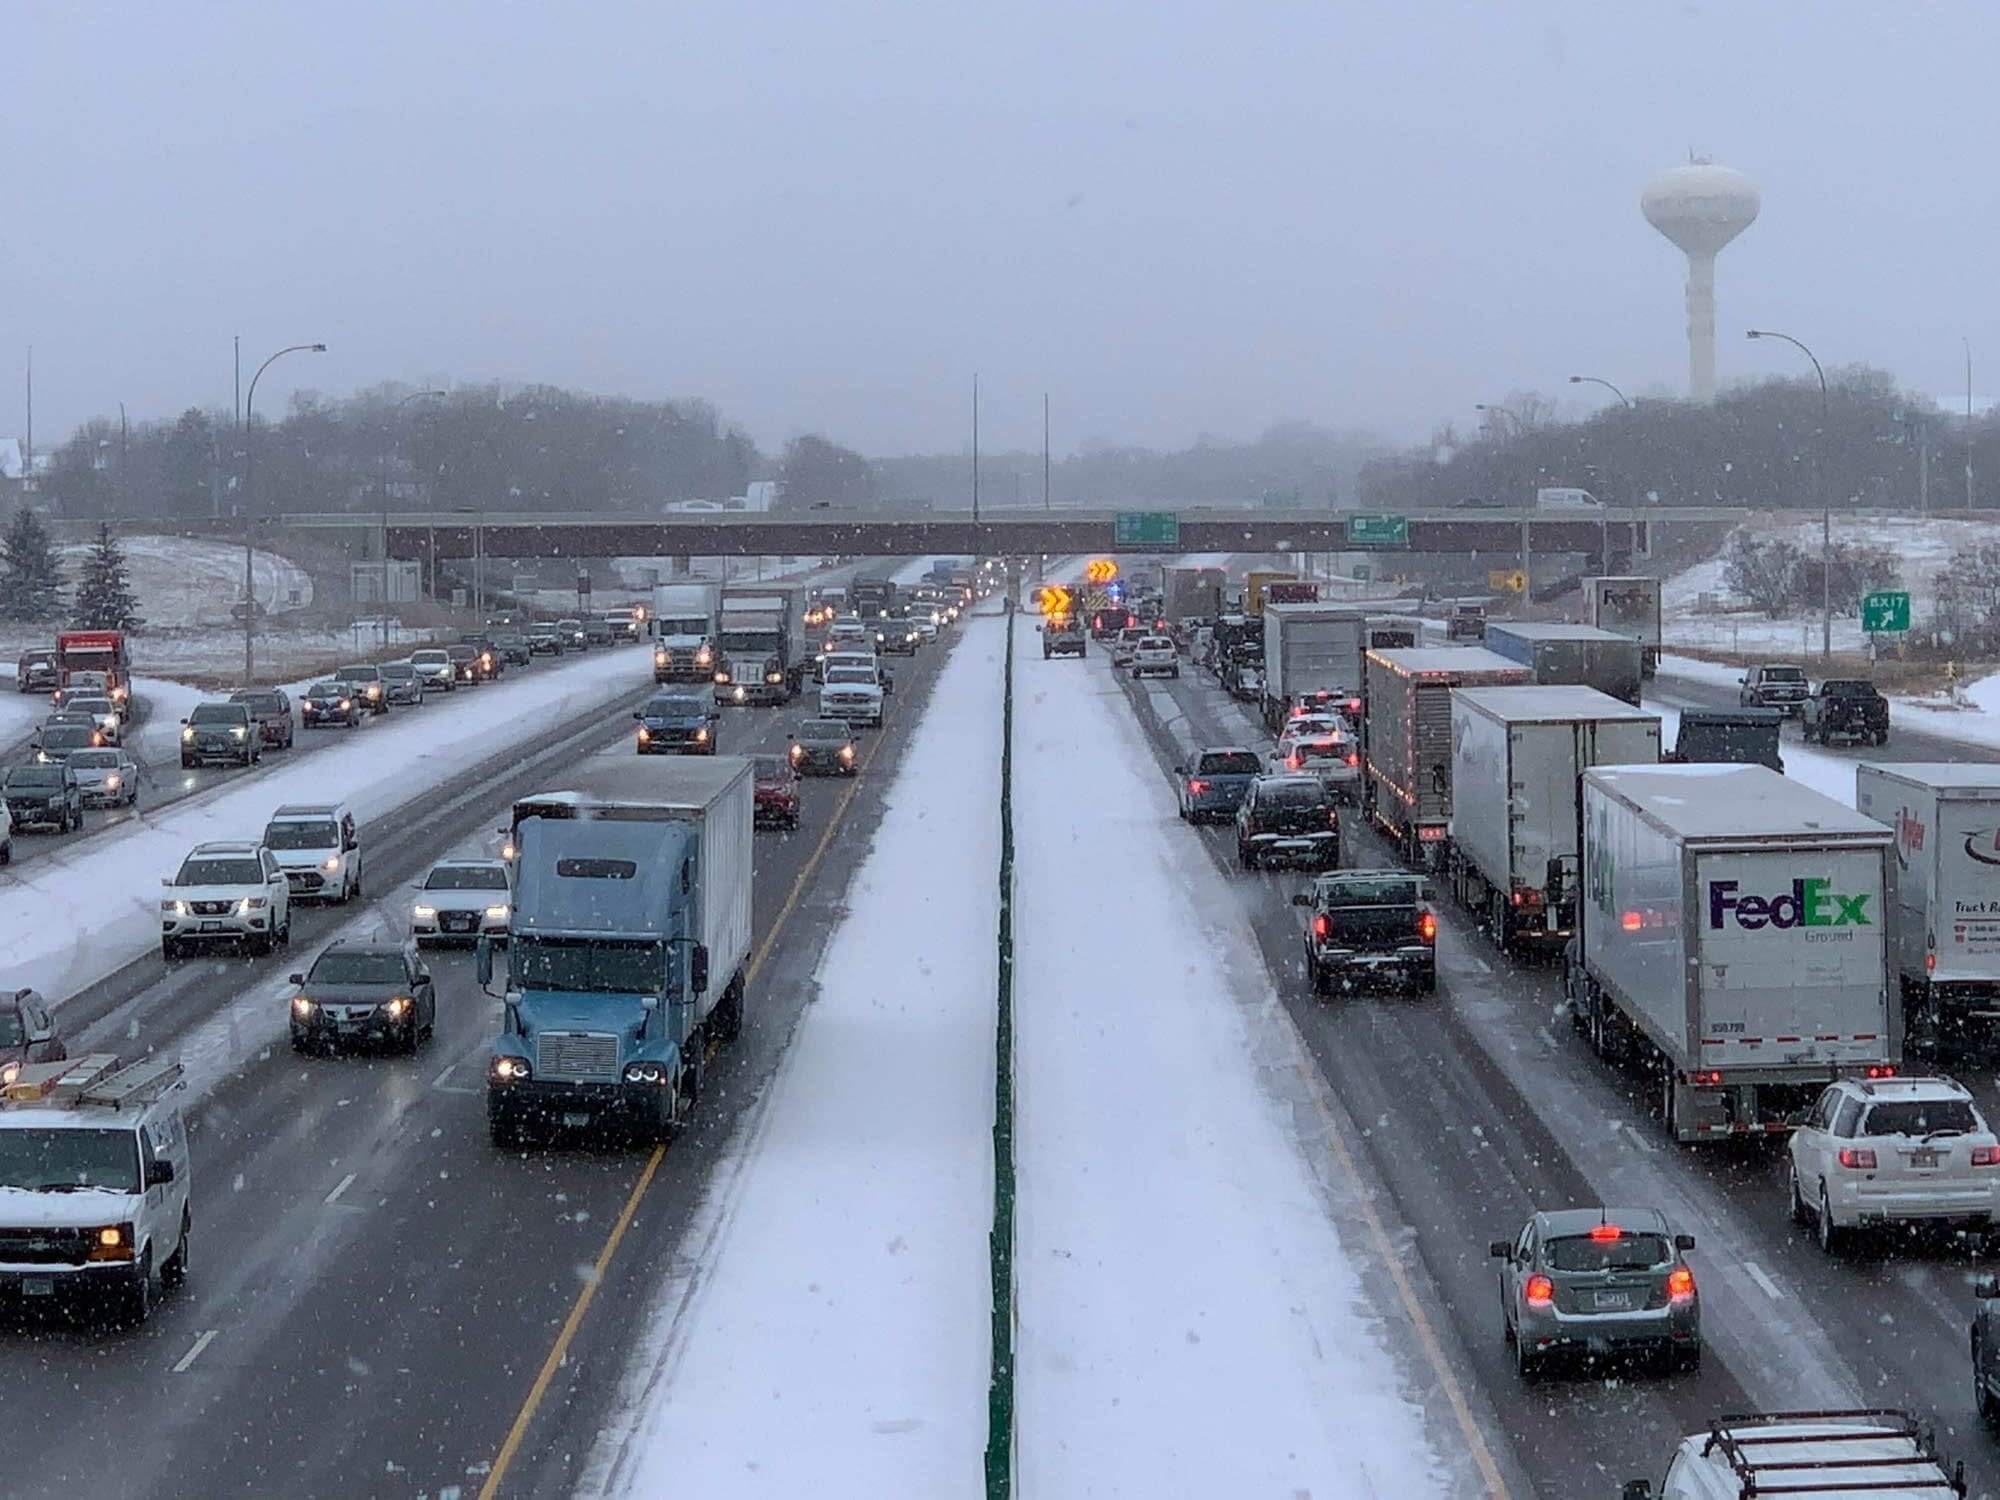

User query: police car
[0,1054,191,1324]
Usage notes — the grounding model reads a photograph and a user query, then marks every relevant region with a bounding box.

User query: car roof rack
[1700,1409,1966,1496]
[0,1054,184,1111]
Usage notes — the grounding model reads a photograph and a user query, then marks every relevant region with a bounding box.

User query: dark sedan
[753,753,802,830]
[789,719,858,776]
[445,643,484,685]
[15,650,58,694]
[300,680,363,728]
[2,764,83,832]
[1174,747,1262,823]
[34,724,103,764]
[288,940,436,1054]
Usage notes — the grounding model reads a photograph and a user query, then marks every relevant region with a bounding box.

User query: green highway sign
[1861,590,1910,634]
[1113,511,1180,548]
[1345,513,1409,548]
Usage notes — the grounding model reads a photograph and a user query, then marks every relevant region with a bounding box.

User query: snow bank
[590,615,1002,1500]
[0,648,651,1002]
[55,534,314,629]
[1010,623,1450,1496]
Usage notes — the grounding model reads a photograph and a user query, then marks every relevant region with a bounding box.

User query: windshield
[659,616,709,635]
[1546,1232,1671,1272]
[5,769,63,790]
[264,820,336,850]
[339,665,378,680]
[1862,1100,1979,1137]
[802,721,850,739]
[826,669,875,685]
[412,652,448,665]
[70,698,113,715]
[645,697,705,717]
[721,629,781,653]
[39,728,93,749]
[0,1128,140,1193]
[307,682,345,697]
[1762,667,1806,683]
[1319,876,1420,907]
[307,951,408,985]
[176,857,263,886]
[1197,752,1262,776]
[188,705,242,725]
[1261,782,1325,807]
[425,865,509,891]
[232,693,281,712]
[512,936,665,994]
[381,663,415,680]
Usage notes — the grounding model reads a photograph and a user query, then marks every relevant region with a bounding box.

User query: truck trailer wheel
[714,971,746,1042]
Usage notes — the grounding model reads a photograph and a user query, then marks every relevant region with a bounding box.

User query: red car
[752,754,802,831]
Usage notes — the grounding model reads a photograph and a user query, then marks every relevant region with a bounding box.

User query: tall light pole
[1474,401,1526,437]
[242,342,327,685]
[1746,328,1831,658]
[1570,376,1633,567]
[1567,374,1632,409]
[382,389,447,648]
[1967,338,1976,511]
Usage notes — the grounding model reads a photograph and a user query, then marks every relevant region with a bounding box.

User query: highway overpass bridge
[269,505,1743,562]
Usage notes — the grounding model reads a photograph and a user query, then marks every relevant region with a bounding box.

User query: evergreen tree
[0,508,65,621]
[70,522,143,631]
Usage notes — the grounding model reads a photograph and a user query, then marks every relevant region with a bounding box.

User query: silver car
[1490,1207,1700,1378]
[67,746,139,808]
[410,649,456,693]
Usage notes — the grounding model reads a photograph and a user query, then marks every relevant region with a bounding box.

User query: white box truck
[1361,646,1528,865]
[650,581,720,683]
[1567,765,1898,1143]
[1447,685,1661,953]
[1855,762,2000,1050]
[1482,621,1645,706]
[1261,603,1368,732]
[715,583,806,704]
[1585,575,1662,678]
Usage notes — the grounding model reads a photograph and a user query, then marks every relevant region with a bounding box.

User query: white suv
[262,803,363,902]
[1788,1074,1999,1251]
[1130,635,1179,680]
[0,1054,192,1324]
[161,841,292,958]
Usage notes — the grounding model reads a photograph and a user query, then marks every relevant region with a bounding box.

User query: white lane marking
[432,1062,457,1088]
[1745,1262,1784,1301]
[1470,956,1493,975]
[1620,1123,1658,1156]
[172,1329,218,1373]
[324,1172,357,1206]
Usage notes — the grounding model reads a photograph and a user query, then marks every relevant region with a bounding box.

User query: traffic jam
[1031,555,1996,1496]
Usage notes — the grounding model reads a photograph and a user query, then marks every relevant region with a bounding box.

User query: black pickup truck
[1293,869,1438,994]
[1802,678,1889,746]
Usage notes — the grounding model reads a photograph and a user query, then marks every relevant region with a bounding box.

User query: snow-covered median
[0,648,652,1002]
[587,615,1002,1499]
[1010,622,1453,1496]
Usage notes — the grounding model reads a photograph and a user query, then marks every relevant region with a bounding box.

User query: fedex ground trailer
[1855,762,2000,1051]
[1566,765,1898,1143]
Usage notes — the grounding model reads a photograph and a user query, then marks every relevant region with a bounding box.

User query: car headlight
[232,726,247,738]
[765,671,782,684]
[292,996,316,1017]
[413,904,437,920]
[491,1055,531,1082]
[788,744,803,762]
[695,646,712,665]
[714,670,730,683]
[839,745,855,762]
[654,651,668,666]
[484,904,509,921]
[338,698,351,709]
[238,895,267,913]
[87,1224,135,1263]
[0,1061,17,1087]
[384,996,411,1019]
[163,899,188,916]
[480,654,491,667]
[623,1061,668,1084]
[181,727,194,742]
[105,775,120,790]
[694,727,708,743]
[636,726,651,741]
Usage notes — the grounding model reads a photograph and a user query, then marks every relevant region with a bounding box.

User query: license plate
[562,1111,593,1128]
[20,1277,53,1298]
[1590,1290,1634,1311]
[199,921,225,933]
[1911,1149,1940,1168]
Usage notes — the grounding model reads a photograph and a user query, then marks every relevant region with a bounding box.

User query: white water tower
[1641,161,1760,402]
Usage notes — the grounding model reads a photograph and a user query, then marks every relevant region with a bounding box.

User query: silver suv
[161,841,292,957]
[262,803,363,903]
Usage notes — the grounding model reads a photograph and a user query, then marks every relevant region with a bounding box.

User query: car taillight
[1864,1064,1897,1079]
[1286,753,1302,770]
[1417,911,1437,942]
[1346,697,1360,713]
[1666,1267,1695,1303]
[1974,1146,2000,1167]
[1588,1223,1622,1242]
[1926,951,1937,973]
[1688,1070,1723,1086]
[1093,614,1103,630]
[1837,1147,1877,1170]
[1344,753,1358,767]
[1523,1274,1554,1308]
[1186,779,1208,795]
[1312,914,1330,940]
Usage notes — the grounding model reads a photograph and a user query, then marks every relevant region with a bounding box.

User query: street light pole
[1569,376,1633,567]
[382,389,447,649]
[242,342,328,686]
[1746,329,1831,658]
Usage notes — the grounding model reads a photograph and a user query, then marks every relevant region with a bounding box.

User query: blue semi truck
[481,756,755,1146]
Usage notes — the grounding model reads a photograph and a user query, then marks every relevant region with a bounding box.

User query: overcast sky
[5,1,1997,459]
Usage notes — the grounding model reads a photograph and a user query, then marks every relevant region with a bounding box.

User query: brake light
[1588,1223,1622,1242]
[1186,779,1208,795]
[1286,753,1302,770]
[1416,910,1437,942]
[1688,1070,1723,1086]
[1666,1266,1695,1303]
[1093,614,1103,630]
[1344,753,1358,767]
[1864,1065,1897,1079]
[1837,1147,1877,1170]
[1974,1146,2000,1167]
[1620,910,1642,932]
[1346,697,1361,713]
[1524,1274,1554,1308]
[1312,914,1330,940]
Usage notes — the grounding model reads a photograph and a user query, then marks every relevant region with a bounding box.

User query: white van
[1535,486,1605,510]
[1623,1410,1965,1499]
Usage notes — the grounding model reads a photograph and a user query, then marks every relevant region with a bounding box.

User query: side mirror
[287,972,305,986]
[145,1159,175,1188]
[1785,1108,1809,1129]
[1622,1483,1654,1500]
[1487,1240,1512,1260]
[1977,1275,2000,1300]
[159,876,173,889]
[1172,765,1185,776]
[639,995,660,1011]
[1290,892,1313,908]
[476,936,494,988]
[179,718,189,726]
[1737,676,1747,686]
[632,711,643,720]
[1674,1233,1696,1251]
[690,942,711,995]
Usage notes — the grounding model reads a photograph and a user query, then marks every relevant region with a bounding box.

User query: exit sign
[1861,590,1910,633]
[1345,513,1409,548]
[1113,511,1180,548]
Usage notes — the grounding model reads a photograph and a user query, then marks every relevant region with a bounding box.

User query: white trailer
[1855,762,2000,1050]
[1261,603,1367,731]
[1569,764,1898,1142]
[1447,685,1660,952]
[1585,575,1662,678]
[650,582,721,682]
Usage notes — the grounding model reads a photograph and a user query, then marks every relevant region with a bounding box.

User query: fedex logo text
[1707,878,1871,932]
